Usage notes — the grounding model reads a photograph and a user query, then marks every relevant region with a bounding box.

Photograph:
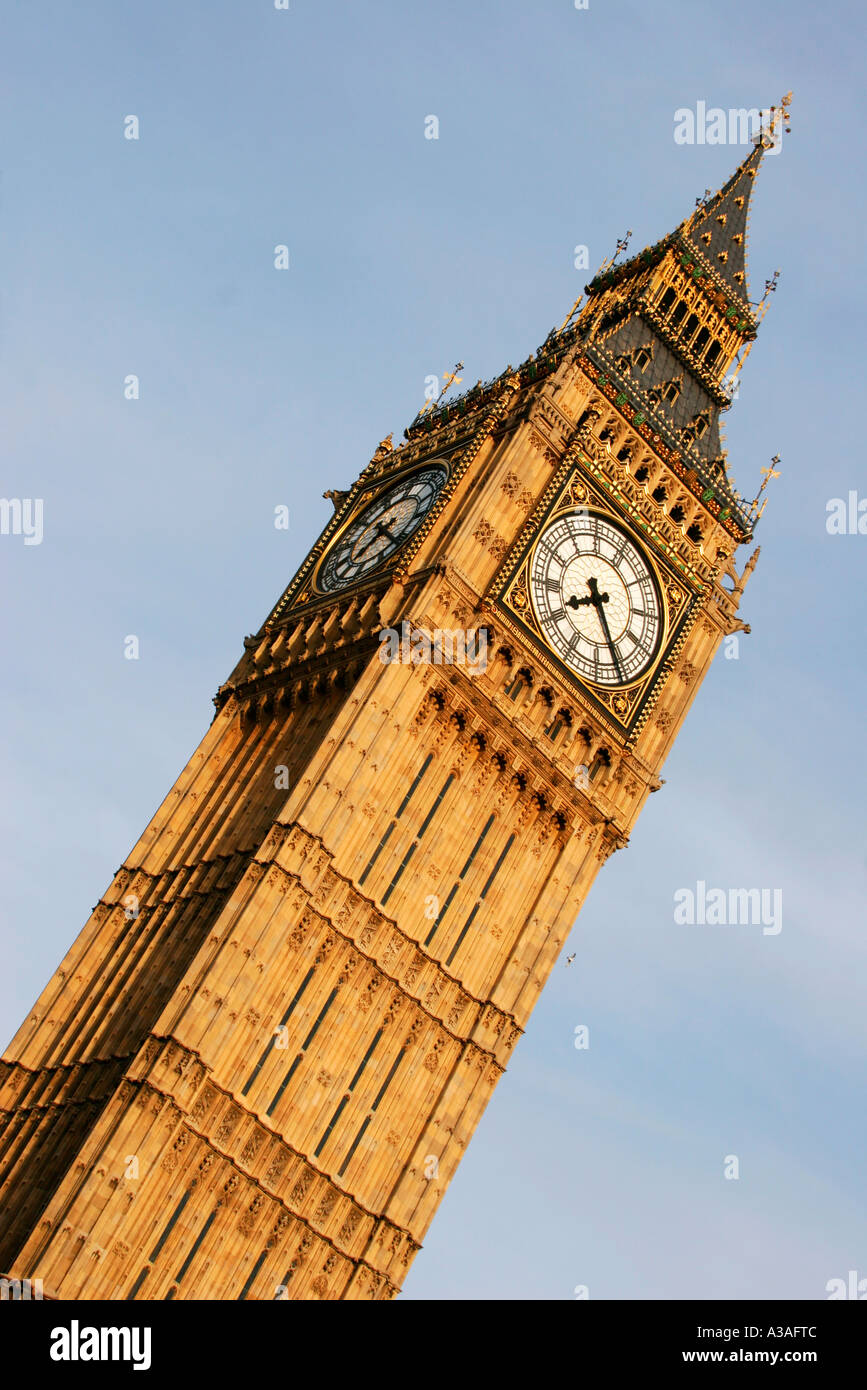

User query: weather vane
[418,360,464,416]
[611,229,632,266]
[748,454,782,515]
[558,228,635,337]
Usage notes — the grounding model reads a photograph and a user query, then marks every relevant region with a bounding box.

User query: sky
[1,0,865,1301]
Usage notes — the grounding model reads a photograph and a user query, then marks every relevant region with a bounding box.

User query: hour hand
[567,577,609,610]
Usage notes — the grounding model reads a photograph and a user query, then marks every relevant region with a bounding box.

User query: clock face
[316,464,448,593]
[529,510,662,686]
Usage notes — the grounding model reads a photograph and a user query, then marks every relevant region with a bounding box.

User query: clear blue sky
[1,0,865,1300]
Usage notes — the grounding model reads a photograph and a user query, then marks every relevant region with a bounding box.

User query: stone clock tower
[0,130,781,1300]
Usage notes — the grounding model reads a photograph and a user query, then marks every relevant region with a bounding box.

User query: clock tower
[0,127,782,1300]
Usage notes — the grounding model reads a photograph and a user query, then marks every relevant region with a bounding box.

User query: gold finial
[747,455,781,513]
[758,454,782,492]
[756,269,780,319]
[778,90,793,135]
[606,228,633,272]
[759,92,793,148]
[418,361,464,417]
[558,230,632,336]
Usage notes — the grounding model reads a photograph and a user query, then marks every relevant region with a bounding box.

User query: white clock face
[529,511,662,686]
[317,465,448,593]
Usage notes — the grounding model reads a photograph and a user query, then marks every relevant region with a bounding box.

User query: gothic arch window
[545,709,572,744]
[694,413,710,440]
[633,345,652,372]
[615,354,632,374]
[670,502,686,524]
[652,483,667,504]
[682,313,699,344]
[634,463,650,483]
[617,445,633,464]
[694,326,710,355]
[671,301,687,329]
[659,286,676,316]
[664,379,681,405]
[589,749,611,782]
[705,340,721,367]
[687,521,703,545]
[505,668,532,702]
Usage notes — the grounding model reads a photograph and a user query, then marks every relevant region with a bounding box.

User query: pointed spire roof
[681,137,766,299]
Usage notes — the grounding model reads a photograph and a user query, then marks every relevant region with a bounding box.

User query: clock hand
[569,577,624,682]
[566,576,610,610]
[354,522,396,561]
[592,589,625,683]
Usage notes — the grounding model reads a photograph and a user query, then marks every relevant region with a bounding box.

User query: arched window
[652,484,667,504]
[659,287,676,316]
[634,347,651,372]
[671,302,687,329]
[545,709,572,745]
[693,326,710,355]
[687,522,703,545]
[681,313,699,344]
[505,668,532,702]
[705,340,721,367]
[589,749,611,782]
[664,379,681,404]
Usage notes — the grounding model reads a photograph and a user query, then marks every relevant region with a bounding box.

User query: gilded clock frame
[310,458,452,597]
[491,459,697,738]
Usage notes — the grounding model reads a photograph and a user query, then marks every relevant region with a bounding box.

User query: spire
[567,98,790,538]
[682,139,763,298]
[680,96,791,302]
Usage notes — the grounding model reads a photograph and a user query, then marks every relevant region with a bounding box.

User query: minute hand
[591,583,625,683]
